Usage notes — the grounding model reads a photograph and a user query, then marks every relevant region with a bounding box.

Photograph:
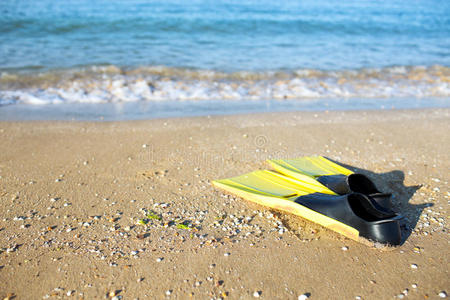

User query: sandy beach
[0,108,448,299]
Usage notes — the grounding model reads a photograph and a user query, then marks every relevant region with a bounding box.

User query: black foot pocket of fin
[317,174,393,210]
[369,192,393,211]
[295,193,402,245]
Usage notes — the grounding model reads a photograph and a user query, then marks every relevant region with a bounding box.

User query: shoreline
[0,98,449,122]
[0,108,448,299]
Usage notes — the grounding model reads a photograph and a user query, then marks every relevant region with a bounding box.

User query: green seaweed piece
[176,220,191,230]
[146,211,162,220]
[137,219,148,225]
[176,223,190,230]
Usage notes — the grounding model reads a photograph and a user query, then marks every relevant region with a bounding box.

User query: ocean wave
[0,65,449,105]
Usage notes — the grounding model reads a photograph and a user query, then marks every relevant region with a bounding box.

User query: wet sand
[0,108,449,299]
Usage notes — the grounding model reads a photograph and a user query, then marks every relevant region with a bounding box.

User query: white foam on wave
[0,65,449,105]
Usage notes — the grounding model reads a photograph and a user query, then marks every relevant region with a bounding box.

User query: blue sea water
[0,0,449,119]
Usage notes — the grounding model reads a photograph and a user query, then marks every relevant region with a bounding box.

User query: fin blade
[215,170,335,198]
[268,156,353,178]
[313,156,354,175]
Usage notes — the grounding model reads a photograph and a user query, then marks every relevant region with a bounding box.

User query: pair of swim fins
[213,156,402,246]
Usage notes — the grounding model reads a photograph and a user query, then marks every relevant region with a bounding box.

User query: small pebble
[224,252,230,257]
[165,290,172,296]
[66,290,74,296]
[298,294,309,300]
[439,291,447,298]
[341,246,348,251]
[410,264,418,269]
[156,257,163,262]
[253,291,261,297]
[411,284,417,289]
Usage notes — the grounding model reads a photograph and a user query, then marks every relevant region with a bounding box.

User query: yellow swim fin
[268,156,392,209]
[213,170,402,245]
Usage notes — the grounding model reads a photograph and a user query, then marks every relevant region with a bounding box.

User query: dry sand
[0,108,449,299]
